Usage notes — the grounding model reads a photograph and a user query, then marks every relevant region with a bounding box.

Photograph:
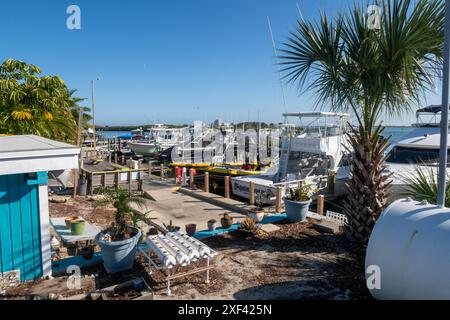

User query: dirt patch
[5,207,370,300]
[49,196,115,229]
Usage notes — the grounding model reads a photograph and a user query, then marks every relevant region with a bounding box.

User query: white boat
[335,105,450,198]
[128,126,185,156]
[232,112,350,204]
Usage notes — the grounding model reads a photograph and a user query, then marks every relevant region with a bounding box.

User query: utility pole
[438,0,450,207]
[91,79,97,149]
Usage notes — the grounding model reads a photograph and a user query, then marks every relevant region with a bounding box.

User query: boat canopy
[416,104,450,116]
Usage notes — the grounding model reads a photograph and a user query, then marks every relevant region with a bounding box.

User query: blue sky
[0,0,442,126]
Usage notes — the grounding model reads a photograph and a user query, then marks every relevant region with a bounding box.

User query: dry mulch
[6,198,371,299]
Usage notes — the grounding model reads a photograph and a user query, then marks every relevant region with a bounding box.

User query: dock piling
[204,172,210,193]
[249,182,255,205]
[224,176,230,198]
[317,195,325,215]
[275,187,283,213]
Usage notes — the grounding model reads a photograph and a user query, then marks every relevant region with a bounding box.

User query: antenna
[267,16,287,113]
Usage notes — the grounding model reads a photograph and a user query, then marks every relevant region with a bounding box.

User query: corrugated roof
[0,135,78,154]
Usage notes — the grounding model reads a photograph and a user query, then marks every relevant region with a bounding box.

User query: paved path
[136,178,246,233]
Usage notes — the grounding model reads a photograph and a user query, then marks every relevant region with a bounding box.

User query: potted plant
[238,217,257,236]
[163,220,181,233]
[283,183,317,222]
[249,191,268,223]
[94,188,146,273]
[207,219,217,231]
[221,213,234,229]
[185,223,197,236]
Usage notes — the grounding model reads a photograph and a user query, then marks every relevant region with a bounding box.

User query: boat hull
[128,141,159,156]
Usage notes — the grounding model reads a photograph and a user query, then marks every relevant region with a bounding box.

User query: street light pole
[437,0,450,207]
[91,79,96,149]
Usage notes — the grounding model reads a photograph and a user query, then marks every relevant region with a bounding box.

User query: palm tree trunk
[343,123,393,244]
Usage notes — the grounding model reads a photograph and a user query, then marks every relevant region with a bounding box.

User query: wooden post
[148,162,152,176]
[275,187,283,213]
[114,172,119,188]
[88,172,94,195]
[160,164,164,180]
[327,170,336,195]
[204,172,209,193]
[101,173,106,187]
[72,169,78,198]
[128,171,132,193]
[108,153,112,163]
[114,153,118,164]
[118,138,122,152]
[224,176,230,198]
[189,168,194,187]
[317,195,325,215]
[121,155,125,165]
[249,181,255,205]
[138,172,143,192]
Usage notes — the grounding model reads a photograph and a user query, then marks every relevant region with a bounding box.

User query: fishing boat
[128,126,185,156]
[232,112,350,204]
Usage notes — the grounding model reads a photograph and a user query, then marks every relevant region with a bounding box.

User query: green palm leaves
[279,0,444,243]
[0,58,82,142]
[401,166,450,207]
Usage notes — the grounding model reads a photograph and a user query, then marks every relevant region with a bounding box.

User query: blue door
[0,174,43,281]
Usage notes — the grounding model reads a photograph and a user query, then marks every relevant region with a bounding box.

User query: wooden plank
[101,173,106,187]
[160,164,164,180]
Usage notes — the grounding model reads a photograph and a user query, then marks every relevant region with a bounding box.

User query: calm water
[99,126,414,144]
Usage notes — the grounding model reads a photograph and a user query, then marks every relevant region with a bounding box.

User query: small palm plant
[94,187,147,241]
[400,166,450,207]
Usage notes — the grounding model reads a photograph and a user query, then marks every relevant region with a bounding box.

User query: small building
[0,135,79,281]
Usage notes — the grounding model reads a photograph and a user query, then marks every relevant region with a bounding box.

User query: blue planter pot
[96,226,142,274]
[284,198,311,222]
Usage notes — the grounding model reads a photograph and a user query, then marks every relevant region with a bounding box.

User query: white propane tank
[365,198,450,299]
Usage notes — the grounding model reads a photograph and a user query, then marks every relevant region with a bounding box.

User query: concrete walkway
[137,178,247,233]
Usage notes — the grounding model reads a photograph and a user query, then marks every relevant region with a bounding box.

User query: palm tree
[279,0,444,243]
[94,188,147,241]
[0,59,78,142]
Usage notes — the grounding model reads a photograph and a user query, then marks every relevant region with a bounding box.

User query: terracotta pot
[65,216,81,229]
[221,214,234,229]
[185,224,197,236]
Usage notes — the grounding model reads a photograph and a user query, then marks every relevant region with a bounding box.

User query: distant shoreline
[96,124,413,131]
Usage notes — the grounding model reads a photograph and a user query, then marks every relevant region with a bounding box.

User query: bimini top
[282,111,350,118]
[0,135,80,175]
[416,104,450,115]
